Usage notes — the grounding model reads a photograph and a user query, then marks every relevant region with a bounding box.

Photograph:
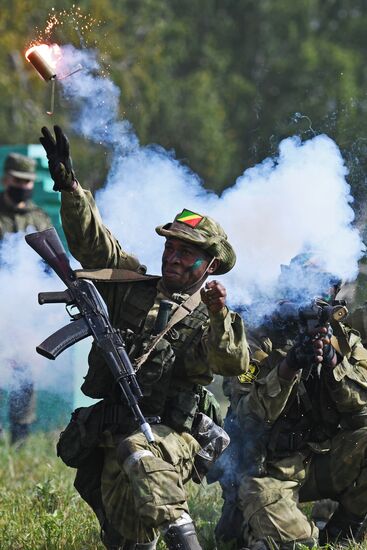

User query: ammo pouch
[164,385,223,433]
[57,401,104,468]
[82,343,115,398]
[192,412,230,483]
[137,337,175,392]
[165,389,200,432]
[197,386,223,427]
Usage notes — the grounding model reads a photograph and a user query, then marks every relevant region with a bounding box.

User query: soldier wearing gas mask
[217,254,367,549]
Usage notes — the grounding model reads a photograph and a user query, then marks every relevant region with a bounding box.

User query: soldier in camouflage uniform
[0,153,51,444]
[230,259,367,550]
[39,125,249,550]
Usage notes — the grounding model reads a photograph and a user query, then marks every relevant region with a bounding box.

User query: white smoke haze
[57,45,364,316]
[0,233,76,391]
[0,42,363,394]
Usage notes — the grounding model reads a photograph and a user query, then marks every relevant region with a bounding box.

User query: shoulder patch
[238,363,259,384]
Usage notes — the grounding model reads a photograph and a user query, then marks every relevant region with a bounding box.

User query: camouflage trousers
[238,427,367,548]
[100,424,200,543]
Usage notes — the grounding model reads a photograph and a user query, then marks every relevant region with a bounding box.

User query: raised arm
[40,125,143,272]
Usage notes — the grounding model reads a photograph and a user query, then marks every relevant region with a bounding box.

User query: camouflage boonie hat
[155,208,236,274]
[4,153,36,180]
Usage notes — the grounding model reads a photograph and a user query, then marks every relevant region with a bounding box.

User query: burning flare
[25,44,61,81]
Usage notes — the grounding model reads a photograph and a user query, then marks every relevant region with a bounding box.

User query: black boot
[163,521,202,550]
[319,504,365,546]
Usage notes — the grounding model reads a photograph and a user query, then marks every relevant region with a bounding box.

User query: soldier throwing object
[39,125,249,550]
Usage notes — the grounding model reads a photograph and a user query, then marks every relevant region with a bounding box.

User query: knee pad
[121,450,155,475]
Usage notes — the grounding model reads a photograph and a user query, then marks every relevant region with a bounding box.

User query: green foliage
[0,431,222,549]
[1,0,367,204]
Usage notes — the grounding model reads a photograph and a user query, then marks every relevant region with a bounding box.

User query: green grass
[0,432,365,549]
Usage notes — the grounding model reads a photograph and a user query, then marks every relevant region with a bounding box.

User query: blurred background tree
[1,0,367,216]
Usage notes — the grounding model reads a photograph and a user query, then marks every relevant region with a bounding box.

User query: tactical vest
[268,323,367,455]
[81,278,214,432]
[268,373,339,456]
[240,321,367,465]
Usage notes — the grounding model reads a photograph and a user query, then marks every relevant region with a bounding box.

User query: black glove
[39,125,76,191]
[286,338,316,371]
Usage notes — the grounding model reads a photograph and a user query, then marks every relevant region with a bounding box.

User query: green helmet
[155,208,236,275]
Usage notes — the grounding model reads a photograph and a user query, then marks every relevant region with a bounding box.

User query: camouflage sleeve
[224,333,274,409]
[60,183,142,271]
[323,329,367,413]
[183,307,249,383]
[236,349,296,423]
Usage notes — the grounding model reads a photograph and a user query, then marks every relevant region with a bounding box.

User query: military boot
[215,497,243,546]
[319,504,365,546]
[161,513,202,550]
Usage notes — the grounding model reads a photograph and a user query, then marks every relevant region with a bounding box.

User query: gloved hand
[321,325,337,368]
[286,326,337,371]
[286,338,317,371]
[39,125,76,191]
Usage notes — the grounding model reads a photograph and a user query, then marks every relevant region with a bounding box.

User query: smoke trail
[57,44,364,321]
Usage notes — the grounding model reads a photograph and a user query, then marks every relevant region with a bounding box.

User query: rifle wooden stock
[25,228,75,285]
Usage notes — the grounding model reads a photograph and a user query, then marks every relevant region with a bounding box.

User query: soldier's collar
[156,280,190,303]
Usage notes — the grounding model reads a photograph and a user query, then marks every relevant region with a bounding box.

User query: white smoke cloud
[1,42,363,394]
[57,45,364,315]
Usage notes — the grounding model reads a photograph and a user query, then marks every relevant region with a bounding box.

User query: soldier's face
[3,174,35,190]
[161,238,212,291]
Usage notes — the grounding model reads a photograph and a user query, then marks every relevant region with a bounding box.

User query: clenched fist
[201,280,227,314]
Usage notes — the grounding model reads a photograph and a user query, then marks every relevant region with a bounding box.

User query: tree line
[1,0,367,220]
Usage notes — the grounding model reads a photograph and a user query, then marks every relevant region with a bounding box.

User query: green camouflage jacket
[236,319,367,455]
[60,184,249,429]
[0,192,51,239]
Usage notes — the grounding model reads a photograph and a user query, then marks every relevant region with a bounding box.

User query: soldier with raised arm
[39,125,249,550]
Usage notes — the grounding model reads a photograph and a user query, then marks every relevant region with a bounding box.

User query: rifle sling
[75,267,203,370]
[134,289,203,370]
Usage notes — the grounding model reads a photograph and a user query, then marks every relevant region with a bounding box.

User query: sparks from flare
[26,6,109,78]
[29,6,102,50]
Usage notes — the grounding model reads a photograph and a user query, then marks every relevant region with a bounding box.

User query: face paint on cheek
[190,258,205,271]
